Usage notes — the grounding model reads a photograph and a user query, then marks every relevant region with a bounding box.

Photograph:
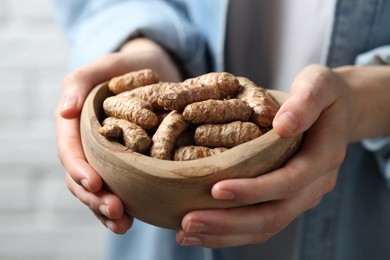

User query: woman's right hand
[56,38,182,234]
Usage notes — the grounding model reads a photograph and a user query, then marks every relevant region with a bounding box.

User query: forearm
[334,65,390,142]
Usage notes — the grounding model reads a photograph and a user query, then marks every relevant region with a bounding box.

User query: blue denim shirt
[54,0,390,259]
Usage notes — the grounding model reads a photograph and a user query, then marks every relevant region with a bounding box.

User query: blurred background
[0,0,106,259]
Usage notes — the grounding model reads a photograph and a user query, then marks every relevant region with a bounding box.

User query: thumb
[58,52,134,119]
[272,65,338,137]
[59,71,92,119]
[272,95,320,138]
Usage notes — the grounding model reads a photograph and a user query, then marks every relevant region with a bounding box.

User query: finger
[56,53,137,192]
[59,38,184,119]
[177,229,274,248]
[196,172,334,235]
[65,173,133,234]
[92,211,134,235]
[211,148,342,205]
[179,172,335,248]
[56,113,102,192]
[212,115,346,204]
[180,201,292,237]
[58,52,134,119]
[273,64,342,137]
[65,173,124,219]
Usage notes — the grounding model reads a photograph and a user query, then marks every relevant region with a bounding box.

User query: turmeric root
[98,71,280,159]
[194,121,262,148]
[103,96,158,129]
[174,146,228,161]
[108,69,160,94]
[99,117,151,153]
[150,111,190,160]
[118,82,179,110]
[183,72,240,97]
[98,123,122,138]
[236,77,280,129]
[157,72,240,110]
[182,99,252,124]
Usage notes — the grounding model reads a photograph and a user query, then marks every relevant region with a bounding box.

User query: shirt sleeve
[53,0,208,76]
[355,45,390,187]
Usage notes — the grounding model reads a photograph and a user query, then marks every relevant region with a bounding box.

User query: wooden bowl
[80,82,302,229]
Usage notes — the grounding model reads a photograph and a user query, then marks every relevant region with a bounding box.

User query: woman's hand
[177,64,390,248]
[56,38,182,234]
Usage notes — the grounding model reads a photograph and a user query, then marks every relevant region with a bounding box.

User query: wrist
[119,37,163,53]
[333,65,390,141]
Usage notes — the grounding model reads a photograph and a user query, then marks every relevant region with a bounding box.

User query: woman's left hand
[176,64,353,247]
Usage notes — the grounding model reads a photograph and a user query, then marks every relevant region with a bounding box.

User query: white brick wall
[0,0,106,259]
[4,0,55,20]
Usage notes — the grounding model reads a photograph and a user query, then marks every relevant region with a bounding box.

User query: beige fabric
[225,0,335,92]
[223,1,335,259]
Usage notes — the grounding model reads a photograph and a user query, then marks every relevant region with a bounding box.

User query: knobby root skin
[108,69,160,94]
[99,117,151,153]
[183,72,240,97]
[98,70,280,160]
[103,96,158,129]
[183,99,252,124]
[174,146,229,161]
[118,82,179,110]
[150,111,190,160]
[236,77,280,128]
[194,121,262,148]
[98,123,122,138]
[157,72,240,110]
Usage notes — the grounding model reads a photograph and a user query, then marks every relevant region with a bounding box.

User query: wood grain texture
[80,82,302,229]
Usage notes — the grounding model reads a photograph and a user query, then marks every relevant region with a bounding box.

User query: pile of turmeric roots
[98,69,280,161]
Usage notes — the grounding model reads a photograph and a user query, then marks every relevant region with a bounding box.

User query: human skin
[176,64,390,247]
[56,38,390,245]
[56,38,182,233]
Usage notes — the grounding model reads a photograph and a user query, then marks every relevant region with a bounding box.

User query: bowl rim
[82,82,295,179]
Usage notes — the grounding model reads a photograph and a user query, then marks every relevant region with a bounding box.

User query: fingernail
[106,220,114,231]
[213,189,236,200]
[186,222,208,233]
[276,112,299,134]
[62,94,78,111]
[99,205,110,218]
[181,236,202,246]
[81,179,91,191]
